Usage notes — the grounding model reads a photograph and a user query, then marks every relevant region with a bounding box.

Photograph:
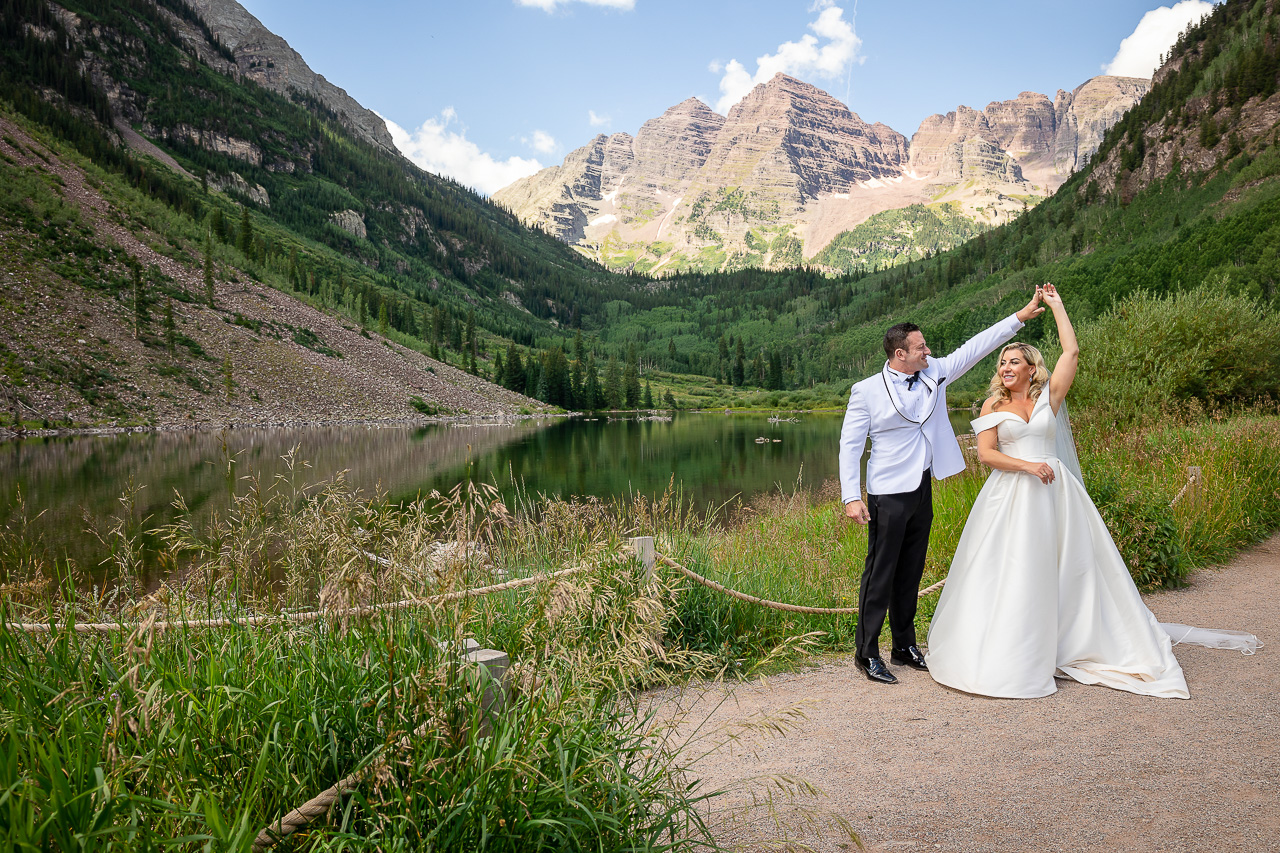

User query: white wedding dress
[927,392,1204,699]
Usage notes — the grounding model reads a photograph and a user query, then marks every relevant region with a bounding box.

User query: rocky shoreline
[0,411,570,442]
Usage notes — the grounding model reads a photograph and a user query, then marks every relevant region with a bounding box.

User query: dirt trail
[669,535,1279,852]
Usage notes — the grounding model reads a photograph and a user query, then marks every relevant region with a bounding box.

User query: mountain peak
[181,0,395,152]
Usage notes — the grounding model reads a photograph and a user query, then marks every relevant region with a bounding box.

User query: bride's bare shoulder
[980,396,1000,416]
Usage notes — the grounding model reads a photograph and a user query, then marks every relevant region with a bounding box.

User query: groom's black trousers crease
[857,469,933,659]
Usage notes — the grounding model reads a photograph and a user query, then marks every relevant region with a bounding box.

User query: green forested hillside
[2,0,1279,423]
[811,203,988,274]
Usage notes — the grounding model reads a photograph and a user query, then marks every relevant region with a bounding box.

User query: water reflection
[1,410,978,577]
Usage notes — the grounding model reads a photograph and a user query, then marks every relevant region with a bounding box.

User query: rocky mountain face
[495,132,635,242]
[696,74,907,203]
[496,73,1151,274]
[632,98,726,192]
[176,0,396,153]
[1052,76,1154,174]
[908,77,1151,182]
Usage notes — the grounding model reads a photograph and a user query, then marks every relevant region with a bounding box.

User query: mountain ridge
[493,72,1151,275]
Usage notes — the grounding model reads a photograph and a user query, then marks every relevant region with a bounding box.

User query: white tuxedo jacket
[839,313,1024,502]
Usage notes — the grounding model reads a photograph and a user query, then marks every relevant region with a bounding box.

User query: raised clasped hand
[1041,282,1063,308]
[1017,287,1046,322]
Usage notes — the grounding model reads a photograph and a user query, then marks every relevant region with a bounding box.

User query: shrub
[1065,286,1280,425]
[409,395,439,415]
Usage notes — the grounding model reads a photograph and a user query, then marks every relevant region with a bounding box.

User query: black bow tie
[905,371,921,390]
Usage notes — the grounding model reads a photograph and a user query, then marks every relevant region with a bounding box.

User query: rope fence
[1,538,955,636]
[655,551,945,615]
[3,565,589,635]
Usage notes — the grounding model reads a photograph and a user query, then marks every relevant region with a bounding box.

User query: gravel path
[668,535,1279,852]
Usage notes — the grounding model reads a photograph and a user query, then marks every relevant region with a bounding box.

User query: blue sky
[237,0,1218,194]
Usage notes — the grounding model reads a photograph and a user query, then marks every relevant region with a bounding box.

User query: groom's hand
[844,500,870,525]
[1016,287,1046,323]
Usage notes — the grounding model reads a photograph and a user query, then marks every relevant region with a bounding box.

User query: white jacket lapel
[919,372,943,422]
[881,365,920,424]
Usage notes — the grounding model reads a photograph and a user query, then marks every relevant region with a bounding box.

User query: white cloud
[383,110,543,196]
[524,130,558,154]
[712,0,862,114]
[1104,0,1218,78]
[516,0,634,11]
[588,109,611,127]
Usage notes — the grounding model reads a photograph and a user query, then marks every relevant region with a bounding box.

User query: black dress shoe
[891,645,929,671]
[855,655,898,684]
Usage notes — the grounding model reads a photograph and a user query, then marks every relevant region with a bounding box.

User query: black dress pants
[856,469,933,659]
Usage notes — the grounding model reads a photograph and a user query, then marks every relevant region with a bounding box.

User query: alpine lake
[1,410,976,585]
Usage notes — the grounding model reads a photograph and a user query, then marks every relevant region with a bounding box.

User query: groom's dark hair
[884,322,921,358]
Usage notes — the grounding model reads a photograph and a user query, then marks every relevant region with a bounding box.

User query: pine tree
[584,352,601,410]
[449,309,463,350]
[432,305,446,344]
[768,348,784,390]
[203,232,215,306]
[503,344,525,393]
[164,299,176,353]
[539,346,571,407]
[467,311,478,373]
[623,344,641,408]
[210,208,227,244]
[237,206,253,259]
[663,389,677,410]
[733,339,746,386]
[524,356,541,399]
[603,355,623,410]
[643,380,654,409]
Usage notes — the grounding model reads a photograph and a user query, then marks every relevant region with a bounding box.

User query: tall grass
[0,469,725,851]
[1079,409,1280,587]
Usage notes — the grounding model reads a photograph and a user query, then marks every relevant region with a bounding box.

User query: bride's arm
[1044,283,1078,414]
[976,398,1056,484]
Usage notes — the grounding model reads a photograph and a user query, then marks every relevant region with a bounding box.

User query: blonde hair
[986,343,1050,406]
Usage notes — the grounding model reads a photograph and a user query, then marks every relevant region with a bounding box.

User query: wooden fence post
[631,535,656,583]
[464,643,510,737]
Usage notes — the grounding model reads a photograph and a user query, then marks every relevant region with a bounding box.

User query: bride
[925,283,1257,699]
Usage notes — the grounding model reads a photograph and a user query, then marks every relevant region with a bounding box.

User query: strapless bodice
[970,393,1057,461]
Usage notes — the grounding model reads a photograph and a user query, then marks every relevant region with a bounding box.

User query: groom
[839,292,1044,684]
